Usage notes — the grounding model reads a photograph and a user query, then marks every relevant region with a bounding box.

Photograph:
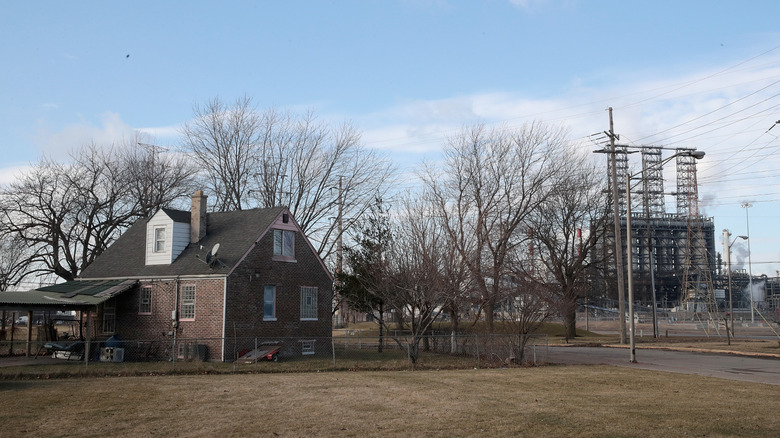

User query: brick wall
[225,227,332,359]
[114,278,225,361]
[112,227,332,362]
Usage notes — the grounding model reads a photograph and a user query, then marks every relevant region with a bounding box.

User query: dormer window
[145,209,188,266]
[154,227,166,253]
[273,229,295,260]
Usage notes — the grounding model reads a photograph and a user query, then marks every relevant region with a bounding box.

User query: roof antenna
[205,243,220,267]
[197,243,226,268]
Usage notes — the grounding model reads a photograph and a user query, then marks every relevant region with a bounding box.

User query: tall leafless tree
[180,96,262,212]
[0,141,195,282]
[181,97,395,261]
[383,195,450,365]
[526,150,610,339]
[421,122,567,332]
[0,236,35,292]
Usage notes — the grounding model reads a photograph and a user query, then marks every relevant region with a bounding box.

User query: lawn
[2,365,778,437]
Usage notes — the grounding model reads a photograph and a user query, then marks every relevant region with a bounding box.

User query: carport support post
[85,309,91,368]
[25,310,33,357]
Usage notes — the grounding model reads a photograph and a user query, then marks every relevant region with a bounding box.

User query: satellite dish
[205,243,220,266]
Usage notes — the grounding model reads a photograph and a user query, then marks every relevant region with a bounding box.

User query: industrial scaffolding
[599,146,716,307]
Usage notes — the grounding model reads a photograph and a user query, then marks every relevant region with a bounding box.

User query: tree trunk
[564,298,577,340]
[485,300,495,333]
[450,310,459,353]
[378,302,384,353]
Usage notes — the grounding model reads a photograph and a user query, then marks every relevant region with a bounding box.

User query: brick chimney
[191,190,207,243]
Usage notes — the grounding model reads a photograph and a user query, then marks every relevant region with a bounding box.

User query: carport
[0,279,136,364]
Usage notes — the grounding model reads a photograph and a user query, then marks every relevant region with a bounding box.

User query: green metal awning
[0,279,137,309]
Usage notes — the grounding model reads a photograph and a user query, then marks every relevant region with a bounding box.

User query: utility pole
[607,108,628,344]
[334,176,345,327]
[337,175,344,277]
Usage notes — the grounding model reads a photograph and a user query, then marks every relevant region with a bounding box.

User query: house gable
[145,209,190,265]
[75,190,334,362]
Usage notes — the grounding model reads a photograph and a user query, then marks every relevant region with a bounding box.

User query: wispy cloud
[34,111,137,161]
[0,165,31,186]
[138,124,182,142]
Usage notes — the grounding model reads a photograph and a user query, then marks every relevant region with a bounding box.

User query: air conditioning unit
[100,347,125,362]
[177,343,207,361]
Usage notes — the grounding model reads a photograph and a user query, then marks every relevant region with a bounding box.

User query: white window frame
[154,227,166,253]
[181,285,196,320]
[273,229,295,260]
[139,286,152,314]
[264,285,276,321]
[301,340,315,355]
[102,298,116,334]
[300,286,318,320]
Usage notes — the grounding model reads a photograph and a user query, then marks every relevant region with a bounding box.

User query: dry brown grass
[2,365,778,437]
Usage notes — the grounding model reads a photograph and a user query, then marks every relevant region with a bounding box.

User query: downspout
[221,275,227,362]
[172,277,180,365]
[85,309,91,369]
[25,310,33,357]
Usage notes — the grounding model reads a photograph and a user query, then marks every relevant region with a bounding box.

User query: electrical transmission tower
[677,150,719,331]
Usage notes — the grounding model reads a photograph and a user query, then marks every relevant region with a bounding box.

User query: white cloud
[0,165,31,186]
[138,124,182,142]
[343,49,780,274]
[34,111,137,161]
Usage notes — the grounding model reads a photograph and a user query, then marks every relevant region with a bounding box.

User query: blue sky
[2,1,780,284]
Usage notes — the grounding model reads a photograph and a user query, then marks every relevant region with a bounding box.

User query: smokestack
[191,190,207,244]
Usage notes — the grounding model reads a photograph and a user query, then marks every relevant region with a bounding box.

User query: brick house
[72,190,333,361]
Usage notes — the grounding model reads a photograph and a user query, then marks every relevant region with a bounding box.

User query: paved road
[549,345,780,386]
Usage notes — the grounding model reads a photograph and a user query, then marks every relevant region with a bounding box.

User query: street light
[724,230,747,343]
[741,202,754,323]
[625,149,704,363]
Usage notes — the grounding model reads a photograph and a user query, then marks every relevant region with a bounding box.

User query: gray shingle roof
[161,207,191,223]
[0,280,137,308]
[80,207,287,279]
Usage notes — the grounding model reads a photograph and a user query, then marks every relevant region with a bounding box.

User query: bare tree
[181,97,395,261]
[0,236,33,292]
[383,195,450,365]
[181,96,262,211]
[123,136,198,215]
[499,270,556,363]
[527,151,611,339]
[0,236,35,337]
[0,142,195,282]
[338,195,451,365]
[421,122,567,332]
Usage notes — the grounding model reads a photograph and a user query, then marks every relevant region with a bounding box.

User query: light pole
[742,202,754,323]
[625,149,705,363]
[724,230,747,343]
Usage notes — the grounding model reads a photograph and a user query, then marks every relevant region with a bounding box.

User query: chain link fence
[1,332,548,370]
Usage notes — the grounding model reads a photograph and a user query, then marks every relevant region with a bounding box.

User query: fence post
[332,335,336,369]
[254,337,258,368]
[474,333,479,369]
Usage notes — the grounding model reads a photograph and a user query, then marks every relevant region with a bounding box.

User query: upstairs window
[154,227,166,252]
[273,229,295,259]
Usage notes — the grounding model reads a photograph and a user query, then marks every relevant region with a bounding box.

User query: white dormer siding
[146,210,191,265]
